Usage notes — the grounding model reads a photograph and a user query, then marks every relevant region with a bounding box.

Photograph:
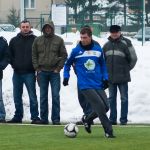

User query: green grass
[0,124,150,150]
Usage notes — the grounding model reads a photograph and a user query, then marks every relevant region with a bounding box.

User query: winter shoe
[31,118,41,124]
[7,118,22,123]
[82,115,91,133]
[105,132,116,138]
[0,119,6,123]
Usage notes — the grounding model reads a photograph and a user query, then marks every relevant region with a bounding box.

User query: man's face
[80,33,92,46]
[20,22,31,34]
[110,31,121,40]
[44,25,52,35]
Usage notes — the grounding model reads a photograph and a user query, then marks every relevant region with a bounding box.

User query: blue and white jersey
[63,42,108,90]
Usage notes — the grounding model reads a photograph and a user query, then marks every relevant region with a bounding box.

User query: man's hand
[63,78,69,86]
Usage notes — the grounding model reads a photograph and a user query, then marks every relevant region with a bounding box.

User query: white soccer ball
[64,123,79,138]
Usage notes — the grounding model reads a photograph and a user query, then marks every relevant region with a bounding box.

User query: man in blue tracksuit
[63,27,115,138]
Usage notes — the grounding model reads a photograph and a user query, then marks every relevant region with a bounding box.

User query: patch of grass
[0,124,150,150]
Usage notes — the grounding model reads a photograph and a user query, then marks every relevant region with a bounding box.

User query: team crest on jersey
[84,59,95,71]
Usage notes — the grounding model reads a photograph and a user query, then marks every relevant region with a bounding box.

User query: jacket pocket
[51,43,59,52]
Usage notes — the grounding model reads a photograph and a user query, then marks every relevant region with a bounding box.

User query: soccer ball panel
[64,123,79,138]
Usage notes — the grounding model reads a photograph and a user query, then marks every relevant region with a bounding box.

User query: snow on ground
[1,29,150,123]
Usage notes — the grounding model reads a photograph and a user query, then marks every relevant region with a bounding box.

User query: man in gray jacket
[103,25,137,125]
[32,21,67,125]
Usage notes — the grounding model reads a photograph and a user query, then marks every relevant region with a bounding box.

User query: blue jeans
[38,71,60,123]
[13,72,39,121]
[109,83,128,123]
[0,80,6,120]
[78,88,92,116]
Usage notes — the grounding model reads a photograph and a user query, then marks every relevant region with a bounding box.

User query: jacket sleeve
[123,38,137,70]
[99,49,108,80]
[63,49,75,79]
[32,38,39,70]
[0,39,9,70]
[128,43,137,70]
[57,39,68,69]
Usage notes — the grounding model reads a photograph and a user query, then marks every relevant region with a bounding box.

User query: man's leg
[118,83,128,125]
[96,90,109,112]
[0,80,6,121]
[50,72,60,124]
[39,71,49,124]
[81,89,113,136]
[109,83,118,124]
[24,73,40,121]
[78,88,92,116]
[12,73,23,121]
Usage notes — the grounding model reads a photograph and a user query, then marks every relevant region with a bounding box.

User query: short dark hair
[20,20,30,25]
[80,27,92,37]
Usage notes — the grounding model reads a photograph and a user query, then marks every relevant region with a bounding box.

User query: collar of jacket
[18,31,34,37]
[108,34,123,42]
[79,40,94,50]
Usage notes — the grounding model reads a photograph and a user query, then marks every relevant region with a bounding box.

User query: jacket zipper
[112,42,115,82]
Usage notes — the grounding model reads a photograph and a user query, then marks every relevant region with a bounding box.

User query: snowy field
[1,29,150,124]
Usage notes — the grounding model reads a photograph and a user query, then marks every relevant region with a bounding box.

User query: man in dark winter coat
[0,36,9,123]
[7,20,40,124]
[103,25,137,125]
[32,21,68,125]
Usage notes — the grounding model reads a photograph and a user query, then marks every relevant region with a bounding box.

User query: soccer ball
[64,123,79,138]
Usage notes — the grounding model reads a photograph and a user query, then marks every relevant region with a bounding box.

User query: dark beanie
[109,25,121,32]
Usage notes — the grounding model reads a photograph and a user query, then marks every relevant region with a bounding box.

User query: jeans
[0,80,6,120]
[109,83,128,123]
[38,71,60,123]
[78,88,92,116]
[13,72,39,121]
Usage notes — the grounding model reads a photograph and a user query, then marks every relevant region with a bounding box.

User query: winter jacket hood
[42,21,54,37]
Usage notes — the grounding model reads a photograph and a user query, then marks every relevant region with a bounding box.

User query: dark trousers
[78,88,92,116]
[80,89,112,133]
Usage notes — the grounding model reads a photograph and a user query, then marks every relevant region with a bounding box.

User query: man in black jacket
[103,25,137,125]
[7,20,40,124]
[0,36,9,123]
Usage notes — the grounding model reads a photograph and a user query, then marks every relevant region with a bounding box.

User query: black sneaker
[31,118,41,124]
[120,122,127,125]
[7,118,22,123]
[52,122,61,125]
[76,121,83,125]
[82,115,91,134]
[111,122,117,125]
[105,132,115,138]
[0,119,6,123]
[76,120,94,125]
[40,120,49,125]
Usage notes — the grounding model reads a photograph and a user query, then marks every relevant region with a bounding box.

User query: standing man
[63,27,115,138]
[32,21,67,125]
[0,36,9,123]
[103,25,137,125]
[7,20,40,124]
